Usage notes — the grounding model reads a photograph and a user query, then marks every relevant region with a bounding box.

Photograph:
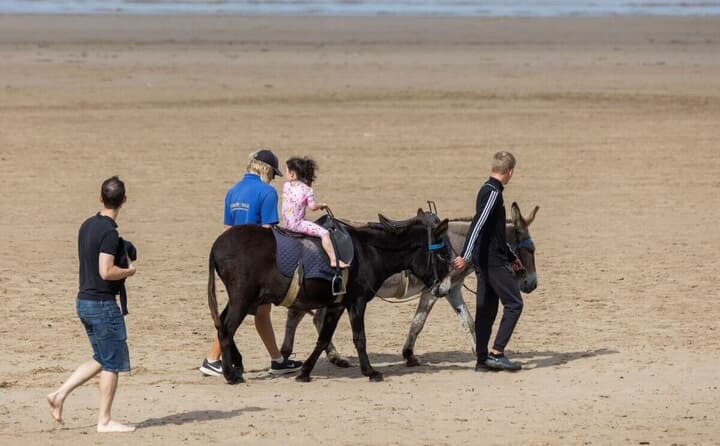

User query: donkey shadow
[368,348,618,373]
[247,348,618,381]
[397,347,617,372]
[135,407,263,429]
[511,348,619,369]
[248,350,475,380]
[268,348,616,379]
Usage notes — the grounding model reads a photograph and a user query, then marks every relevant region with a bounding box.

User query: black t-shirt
[77,213,121,300]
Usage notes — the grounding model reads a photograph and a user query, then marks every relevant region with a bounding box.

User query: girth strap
[278,263,349,307]
[279,262,303,308]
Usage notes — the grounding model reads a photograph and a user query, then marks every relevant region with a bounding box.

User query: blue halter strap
[516,238,533,249]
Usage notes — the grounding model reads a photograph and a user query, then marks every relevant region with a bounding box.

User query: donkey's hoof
[368,372,384,382]
[295,374,312,383]
[405,356,420,367]
[329,356,352,368]
[224,374,245,385]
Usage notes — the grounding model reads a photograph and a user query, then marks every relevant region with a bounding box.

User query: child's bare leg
[321,234,349,268]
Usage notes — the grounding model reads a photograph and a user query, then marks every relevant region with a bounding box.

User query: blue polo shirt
[224,173,279,226]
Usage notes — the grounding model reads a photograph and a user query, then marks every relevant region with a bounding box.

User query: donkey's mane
[354,220,429,251]
[450,217,516,226]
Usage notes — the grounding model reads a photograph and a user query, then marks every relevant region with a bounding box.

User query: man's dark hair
[286,157,317,187]
[101,176,126,209]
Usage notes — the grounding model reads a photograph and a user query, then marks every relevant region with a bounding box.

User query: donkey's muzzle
[520,272,537,293]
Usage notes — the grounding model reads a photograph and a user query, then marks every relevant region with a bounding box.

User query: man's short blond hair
[491,151,516,174]
[247,157,274,183]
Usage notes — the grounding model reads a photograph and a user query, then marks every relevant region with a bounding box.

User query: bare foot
[330,261,350,268]
[46,392,64,425]
[97,420,136,433]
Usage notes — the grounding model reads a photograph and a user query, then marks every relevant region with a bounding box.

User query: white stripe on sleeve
[461,188,498,261]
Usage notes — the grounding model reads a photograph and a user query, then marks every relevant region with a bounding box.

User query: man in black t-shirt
[452,151,525,372]
[47,176,137,433]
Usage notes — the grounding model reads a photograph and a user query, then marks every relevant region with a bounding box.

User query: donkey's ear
[511,202,522,227]
[526,206,539,226]
[432,218,449,238]
[417,208,425,217]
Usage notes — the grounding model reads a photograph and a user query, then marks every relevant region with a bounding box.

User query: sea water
[1,0,719,16]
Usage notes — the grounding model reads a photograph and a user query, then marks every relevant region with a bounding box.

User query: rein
[376,293,425,304]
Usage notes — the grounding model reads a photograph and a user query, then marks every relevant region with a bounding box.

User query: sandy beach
[1,14,719,445]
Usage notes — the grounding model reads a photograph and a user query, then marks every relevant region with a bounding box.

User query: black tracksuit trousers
[475,264,523,360]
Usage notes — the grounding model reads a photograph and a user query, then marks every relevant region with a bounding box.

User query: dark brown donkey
[207,210,452,384]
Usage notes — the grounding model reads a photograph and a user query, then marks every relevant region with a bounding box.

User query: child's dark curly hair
[286,157,318,186]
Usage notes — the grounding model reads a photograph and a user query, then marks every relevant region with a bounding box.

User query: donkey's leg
[218,300,250,385]
[444,284,476,354]
[313,307,351,368]
[280,308,305,360]
[296,305,345,383]
[402,290,439,367]
[347,299,382,382]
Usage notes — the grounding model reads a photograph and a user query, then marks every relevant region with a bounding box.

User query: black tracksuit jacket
[460,177,518,269]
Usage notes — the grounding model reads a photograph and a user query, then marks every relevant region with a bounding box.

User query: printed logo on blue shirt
[230,202,250,212]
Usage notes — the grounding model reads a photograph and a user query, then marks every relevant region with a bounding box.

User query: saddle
[314,213,354,266]
[273,212,353,303]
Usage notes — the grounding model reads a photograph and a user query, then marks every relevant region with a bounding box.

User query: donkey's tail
[208,250,221,330]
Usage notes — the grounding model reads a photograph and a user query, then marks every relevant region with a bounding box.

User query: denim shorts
[76,298,130,373]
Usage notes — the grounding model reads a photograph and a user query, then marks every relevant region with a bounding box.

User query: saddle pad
[273,228,337,281]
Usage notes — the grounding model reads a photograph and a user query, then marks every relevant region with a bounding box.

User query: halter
[426,222,445,284]
[423,201,451,288]
[516,236,534,249]
[511,225,534,251]
[362,210,449,304]
[456,223,534,295]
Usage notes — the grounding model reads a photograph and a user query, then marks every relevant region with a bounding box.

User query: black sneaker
[474,357,490,372]
[269,357,303,375]
[199,358,223,377]
[484,354,522,371]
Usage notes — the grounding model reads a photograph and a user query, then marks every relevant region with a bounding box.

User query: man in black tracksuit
[452,151,524,371]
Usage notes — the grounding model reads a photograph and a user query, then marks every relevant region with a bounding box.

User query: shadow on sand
[511,348,619,369]
[242,348,619,381]
[135,407,264,429]
[255,348,620,380]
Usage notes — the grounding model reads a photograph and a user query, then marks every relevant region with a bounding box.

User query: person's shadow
[134,407,264,429]
[511,348,618,369]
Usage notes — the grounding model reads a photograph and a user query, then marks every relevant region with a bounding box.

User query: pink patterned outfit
[282,181,328,238]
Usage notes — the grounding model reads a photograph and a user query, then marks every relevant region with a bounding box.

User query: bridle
[509,225,534,279]
[375,203,450,303]
[424,202,451,289]
[456,222,534,295]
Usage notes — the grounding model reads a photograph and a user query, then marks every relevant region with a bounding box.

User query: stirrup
[331,274,346,296]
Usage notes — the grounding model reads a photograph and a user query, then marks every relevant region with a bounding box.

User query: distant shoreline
[2,14,719,46]
[2,0,720,17]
